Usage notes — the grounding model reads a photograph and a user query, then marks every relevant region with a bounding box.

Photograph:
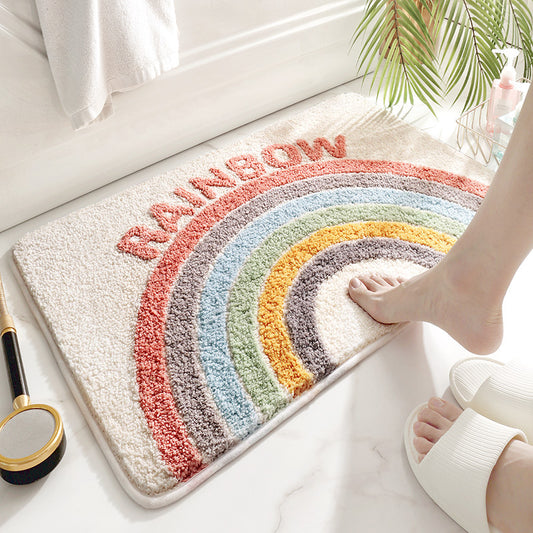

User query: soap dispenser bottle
[486,48,521,135]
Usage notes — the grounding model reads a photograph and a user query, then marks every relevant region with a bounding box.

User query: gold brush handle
[0,274,15,336]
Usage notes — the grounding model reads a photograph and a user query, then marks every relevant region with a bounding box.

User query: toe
[358,276,383,292]
[411,398,464,466]
[413,436,433,457]
[348,280,383,321]
[349,277,364,290]
[413,420,443,443]
[428,397,462,423]
[349,277,374,297]
[417,405,452,431]
[382,276,400,287]
[370,274,389,286]
[348,278,371,304]
[348,278,364,299]
[383,276,407,287]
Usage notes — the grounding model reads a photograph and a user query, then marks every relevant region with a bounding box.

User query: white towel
[35,0,180,130]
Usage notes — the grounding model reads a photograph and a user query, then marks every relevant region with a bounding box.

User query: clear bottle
[486,48,521,135]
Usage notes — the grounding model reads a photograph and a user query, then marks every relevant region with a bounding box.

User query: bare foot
[347,263,504,355]
[415,397,533,533]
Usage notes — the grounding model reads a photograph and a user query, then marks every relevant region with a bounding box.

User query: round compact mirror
[0,402,66,484]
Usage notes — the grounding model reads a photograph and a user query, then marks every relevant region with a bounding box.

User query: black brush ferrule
[1,330,29,401]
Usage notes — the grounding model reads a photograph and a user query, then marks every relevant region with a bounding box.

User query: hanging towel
[35,0,180,130]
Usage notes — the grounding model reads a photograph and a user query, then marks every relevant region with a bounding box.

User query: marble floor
[1,77,530,533]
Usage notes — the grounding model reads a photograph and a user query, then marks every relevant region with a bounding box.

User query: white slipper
[450,357,533,441]
[404,404,526,533]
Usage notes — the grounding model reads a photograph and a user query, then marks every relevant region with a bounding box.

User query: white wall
[0,0,366,231]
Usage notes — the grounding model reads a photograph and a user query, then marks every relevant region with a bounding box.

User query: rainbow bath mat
[12,94,493,507]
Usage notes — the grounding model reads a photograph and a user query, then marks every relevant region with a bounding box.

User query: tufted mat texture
[12,94,493,507]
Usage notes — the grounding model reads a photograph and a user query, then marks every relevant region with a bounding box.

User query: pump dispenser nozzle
[493,48,520,88]
[486,48,521,134]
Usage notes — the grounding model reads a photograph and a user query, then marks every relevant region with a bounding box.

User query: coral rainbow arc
[12,94,492,507]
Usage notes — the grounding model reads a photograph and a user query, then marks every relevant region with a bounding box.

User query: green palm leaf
[506,0,533,78]
[440,0,503,110]
[352,0,533,113]
[352,0,442,114]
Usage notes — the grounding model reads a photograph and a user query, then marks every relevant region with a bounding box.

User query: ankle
[487,440,533,533]
[419,255,504,354]
[441,244,508,305]
[438,252,504,311]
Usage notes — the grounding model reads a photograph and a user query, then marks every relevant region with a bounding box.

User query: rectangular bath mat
[13,93,493,507]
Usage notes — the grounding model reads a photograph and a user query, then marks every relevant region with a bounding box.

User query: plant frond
[352,0,442,111]
[351,0,532,113]
[439,0,504,110]
[506,0,533,78]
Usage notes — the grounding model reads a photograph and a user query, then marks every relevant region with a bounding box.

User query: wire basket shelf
[456,99,505,165]
[456,79,529,165]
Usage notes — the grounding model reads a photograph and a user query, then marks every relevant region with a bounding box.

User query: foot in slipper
[405,397,533,533]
